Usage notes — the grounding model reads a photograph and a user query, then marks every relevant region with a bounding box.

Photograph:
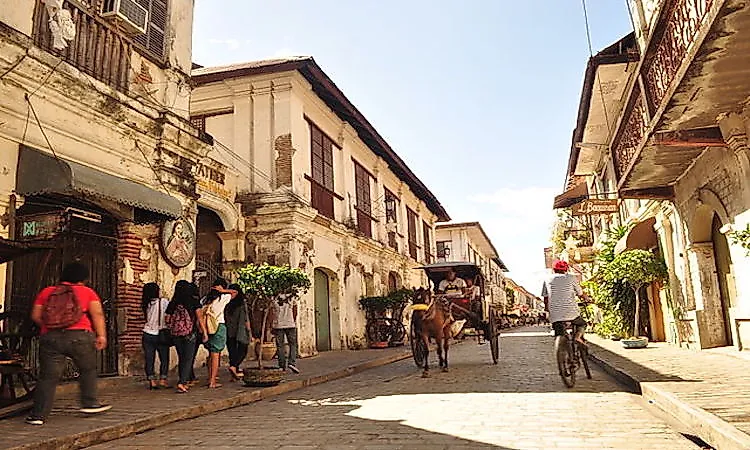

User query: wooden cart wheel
[0,311,39,413]
[488,309,500,365]
[409,315,426,368]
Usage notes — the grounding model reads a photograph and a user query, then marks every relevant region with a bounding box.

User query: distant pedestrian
[270,296,300,374]
[224,283,251,380]
[141,282,171,390]
[166,280,206,393]
[26,262,111,425]
[201,285,237,388]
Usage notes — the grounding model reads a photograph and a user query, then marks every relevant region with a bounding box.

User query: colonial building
[435,221,508,309]
[556,0,750,351]
[190,57,450,355]
[0,1,217,374]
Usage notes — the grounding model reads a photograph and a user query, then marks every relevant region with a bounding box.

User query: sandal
[148,381,158,390]
[176,384,189,393]
[208,383,223,389]
[227,368,240,381]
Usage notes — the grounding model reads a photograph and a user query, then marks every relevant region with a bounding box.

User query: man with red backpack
[26,262,111,425]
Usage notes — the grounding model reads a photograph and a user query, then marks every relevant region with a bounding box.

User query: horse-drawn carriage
[409,262,502,375]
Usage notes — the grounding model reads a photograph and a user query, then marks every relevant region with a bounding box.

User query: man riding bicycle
[542,260,589,345]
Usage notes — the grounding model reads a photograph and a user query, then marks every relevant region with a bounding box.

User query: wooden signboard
[17,212,66,241]
[571,199,619,216]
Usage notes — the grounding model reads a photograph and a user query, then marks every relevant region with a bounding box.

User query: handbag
[156,299,173,346]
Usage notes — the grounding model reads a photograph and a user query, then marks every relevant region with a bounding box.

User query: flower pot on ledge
[622,336,649,349]
[243,368,285,387]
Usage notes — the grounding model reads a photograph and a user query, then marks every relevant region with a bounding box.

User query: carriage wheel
[488,310,500,365]
[0,311,39,414]
[409,316,426,368]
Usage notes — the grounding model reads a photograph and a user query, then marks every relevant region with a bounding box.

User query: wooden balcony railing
[612,0,714,183]
[33,1,132,94]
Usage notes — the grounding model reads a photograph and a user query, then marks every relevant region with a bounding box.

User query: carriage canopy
[416,262,485,292]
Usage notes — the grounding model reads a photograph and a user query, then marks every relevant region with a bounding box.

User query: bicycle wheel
[409,316,426,367]
[391,321,406,345]
[556,336,576,388]
[579,343,592,379]
[488,311,500,365]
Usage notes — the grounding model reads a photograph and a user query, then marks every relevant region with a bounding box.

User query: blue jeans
[142,332,170,380]
[173,333,197,385]
[274,328,298,368]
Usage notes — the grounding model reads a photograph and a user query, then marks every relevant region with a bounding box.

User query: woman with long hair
[224,283,251,380]
[165,280,206,393]
[201,285,237,388]
[141,282,170,389]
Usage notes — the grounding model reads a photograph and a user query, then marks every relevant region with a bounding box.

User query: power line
[25,94,70,178]
[580,0,612,139]
[27,58,64,100]
[0,51,29,80]
[133,139,172,196]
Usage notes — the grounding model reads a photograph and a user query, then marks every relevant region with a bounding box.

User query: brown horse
[412,288,453,377]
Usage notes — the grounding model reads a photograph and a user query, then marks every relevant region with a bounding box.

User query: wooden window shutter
[134,0,168,60]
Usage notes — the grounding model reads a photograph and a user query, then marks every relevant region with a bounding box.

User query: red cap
[553,260,569,272]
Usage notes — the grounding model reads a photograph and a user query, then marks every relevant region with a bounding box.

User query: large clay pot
[622,336,649,349]
[253,342,277,361]
[243,368,284,387]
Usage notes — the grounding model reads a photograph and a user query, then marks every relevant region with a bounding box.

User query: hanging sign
[571,199,619,216]
[160,217,196,268]
[17,212,67,241]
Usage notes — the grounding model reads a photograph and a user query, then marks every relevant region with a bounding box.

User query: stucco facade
[191,58,449,355]
[0,1,214,374]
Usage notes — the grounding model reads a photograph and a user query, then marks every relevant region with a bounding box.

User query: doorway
[314,269,331,352]
[711,214,734,346]
[194,207,224,297]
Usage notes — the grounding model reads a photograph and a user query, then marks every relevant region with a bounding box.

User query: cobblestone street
[90,327,701,449]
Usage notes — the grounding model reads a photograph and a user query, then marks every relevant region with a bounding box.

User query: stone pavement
[0,346,410,450]
[91,327,701,450]
[587,334,750,450]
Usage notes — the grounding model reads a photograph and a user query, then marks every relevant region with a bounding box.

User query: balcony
[33,1,132,94]
[612,0,750,196]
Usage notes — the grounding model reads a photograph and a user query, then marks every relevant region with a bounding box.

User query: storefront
[7,146,185,377]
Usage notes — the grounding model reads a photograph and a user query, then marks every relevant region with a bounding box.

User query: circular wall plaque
[161,217,196,268]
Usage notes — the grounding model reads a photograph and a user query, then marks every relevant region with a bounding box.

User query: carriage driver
[437,268,466,297]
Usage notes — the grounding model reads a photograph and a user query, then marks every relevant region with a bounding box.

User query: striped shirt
[541,273,583,323]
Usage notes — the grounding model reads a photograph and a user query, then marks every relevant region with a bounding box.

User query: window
[384,189,399,251]
[133,0,169,61]
[422,221,433,263]
[354,161,373,238]
[308,123,336,219]
[407,208,418,260]
[436,240,451,259]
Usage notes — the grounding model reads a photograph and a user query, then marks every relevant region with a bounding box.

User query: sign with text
[17,212,66,241]
[571,199,619,216]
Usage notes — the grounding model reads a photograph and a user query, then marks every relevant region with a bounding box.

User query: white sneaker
[288,364,300,374]
[80,404,112,414]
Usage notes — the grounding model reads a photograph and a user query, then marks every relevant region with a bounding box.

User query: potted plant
[604,249,668,349]
[237,263,311,386]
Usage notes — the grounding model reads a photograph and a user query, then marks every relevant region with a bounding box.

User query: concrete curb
[587,342,750,450]
[8,351,411,450]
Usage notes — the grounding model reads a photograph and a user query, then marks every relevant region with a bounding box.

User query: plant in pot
[237,263,311,386]
[604,249,668,349]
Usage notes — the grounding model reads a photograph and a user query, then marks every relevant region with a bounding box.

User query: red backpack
[42,284,83,330]
[168,304,194,337]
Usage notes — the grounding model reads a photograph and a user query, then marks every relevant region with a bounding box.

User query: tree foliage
[604,249,668,289]
[237,263,311,310]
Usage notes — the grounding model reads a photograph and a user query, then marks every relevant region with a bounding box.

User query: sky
[192,0,633,294]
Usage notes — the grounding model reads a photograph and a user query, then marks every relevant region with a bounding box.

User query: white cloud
[463,186,558,294]
[208,38,241,50]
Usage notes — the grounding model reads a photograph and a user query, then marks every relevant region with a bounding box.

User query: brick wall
[275,133,294,189]
[116,222,154,359]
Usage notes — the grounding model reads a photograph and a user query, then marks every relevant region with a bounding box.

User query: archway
[314,268,332,352]
[195,207,225,296]
[711,214,734,346]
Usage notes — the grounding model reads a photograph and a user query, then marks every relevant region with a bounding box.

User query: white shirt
[207,293,232,324]
[272,299,297,329]
[541,273,583,323]
[143,298,170,335]
[438,278,466,296]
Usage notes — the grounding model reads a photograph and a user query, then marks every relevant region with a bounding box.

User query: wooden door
[314,269,331,352]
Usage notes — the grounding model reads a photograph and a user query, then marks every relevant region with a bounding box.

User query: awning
[615,217,658,254]
[16,147,182,220]
[553,181,588,209]
[0,237,52,264]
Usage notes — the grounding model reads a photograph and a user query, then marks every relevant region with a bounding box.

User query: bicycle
[556,310,592,388]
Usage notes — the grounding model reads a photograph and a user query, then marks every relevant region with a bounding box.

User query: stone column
[718,112,750,207]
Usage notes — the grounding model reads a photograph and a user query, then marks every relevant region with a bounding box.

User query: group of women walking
[139,278,252,393]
